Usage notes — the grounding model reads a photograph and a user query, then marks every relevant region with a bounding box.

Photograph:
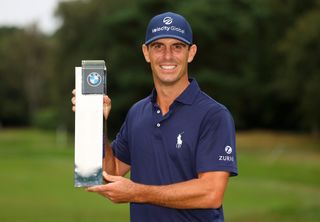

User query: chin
[153,69,186,85]
[158,76,181,85]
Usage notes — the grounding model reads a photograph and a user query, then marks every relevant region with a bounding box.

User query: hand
[102,95,112,120]
[71,89,112,120]
[87,172,140,203]
[71,89,76,112]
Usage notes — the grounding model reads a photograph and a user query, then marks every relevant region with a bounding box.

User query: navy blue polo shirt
[111,79,237,222]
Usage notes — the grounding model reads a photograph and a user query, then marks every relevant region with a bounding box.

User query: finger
[103,171,121,183]
[86,186,96,192]
[72,89,76,96]
[86,185,105,192]
[103,95,111,105]
[103,96,112,120]
[71,97,76,105]
[71,96,76,112]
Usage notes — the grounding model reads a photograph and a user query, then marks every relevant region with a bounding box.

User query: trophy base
[74,167,103,187]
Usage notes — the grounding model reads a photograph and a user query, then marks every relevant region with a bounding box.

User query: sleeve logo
[219,146,234,162]
[225,146,232,154]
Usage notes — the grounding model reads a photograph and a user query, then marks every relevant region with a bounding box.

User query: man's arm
[88,171,229,209]
[101,95,130,176]
[103,142,131,176]
[136,171,229,209]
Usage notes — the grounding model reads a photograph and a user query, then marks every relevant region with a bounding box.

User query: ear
[187,44,197,63]
[142,44,150,63]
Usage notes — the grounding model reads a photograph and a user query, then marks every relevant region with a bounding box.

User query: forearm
[136,179,213,209]
[133,174,227,209]
[103,142,131,176]
[103,142,116,174]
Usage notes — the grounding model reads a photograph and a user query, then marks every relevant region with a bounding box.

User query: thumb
[103,96,111,120]
[103,171,122,183]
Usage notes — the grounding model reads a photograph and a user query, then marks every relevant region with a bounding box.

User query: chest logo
[176,132,184,148]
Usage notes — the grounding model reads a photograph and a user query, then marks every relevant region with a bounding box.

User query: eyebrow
[149,41,188,48]
[149,42,163,47]
[172,42,187,47]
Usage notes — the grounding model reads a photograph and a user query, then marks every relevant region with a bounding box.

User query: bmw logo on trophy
[74,60,106,187]
[87,72,102,87]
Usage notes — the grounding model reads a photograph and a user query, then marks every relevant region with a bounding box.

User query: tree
[277,7,320,135]
[1,0,318,134]
[0,26,53,126]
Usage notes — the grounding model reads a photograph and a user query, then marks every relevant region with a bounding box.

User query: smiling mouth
[160,65,177,70]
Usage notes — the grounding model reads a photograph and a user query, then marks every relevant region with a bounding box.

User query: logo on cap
[163,16,173,25]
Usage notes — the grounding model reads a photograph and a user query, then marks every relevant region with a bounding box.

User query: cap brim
[145,34,192,45]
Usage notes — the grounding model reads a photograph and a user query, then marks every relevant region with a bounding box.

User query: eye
[151,43,163,49]
[172,43,186,51]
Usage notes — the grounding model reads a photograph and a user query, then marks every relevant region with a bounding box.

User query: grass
[224,131,320,222]
[0,128,319,222]
[0,128,129,222]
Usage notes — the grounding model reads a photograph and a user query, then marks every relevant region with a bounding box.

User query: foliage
[32,108,60,130]
[0,26,53,126]
[277,7,320,133]
[0,0,320,136]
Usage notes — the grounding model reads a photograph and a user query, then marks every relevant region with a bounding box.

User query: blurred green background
[0,0,320,221]
[0,129,319,222]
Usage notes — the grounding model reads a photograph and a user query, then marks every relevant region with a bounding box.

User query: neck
[155,77,190,115]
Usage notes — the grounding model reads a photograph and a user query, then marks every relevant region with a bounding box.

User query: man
[72,12,237,222]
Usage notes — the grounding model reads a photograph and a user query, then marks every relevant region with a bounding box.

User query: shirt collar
[150,78,200,105]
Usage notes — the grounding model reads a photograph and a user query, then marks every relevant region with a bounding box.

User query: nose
[163,46,173,60]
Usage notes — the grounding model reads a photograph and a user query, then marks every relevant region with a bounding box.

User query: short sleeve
[111,115,131,165]
[196,109,238,176]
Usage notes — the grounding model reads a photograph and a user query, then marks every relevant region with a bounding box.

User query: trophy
[74,60,106,187]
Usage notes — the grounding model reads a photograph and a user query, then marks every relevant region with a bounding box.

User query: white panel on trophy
[74,60,106,187]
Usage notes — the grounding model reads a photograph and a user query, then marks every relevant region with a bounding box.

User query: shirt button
[157,110,161,114]
[156,123,161,127]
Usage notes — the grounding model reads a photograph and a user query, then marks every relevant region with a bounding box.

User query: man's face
[142,38,197,86]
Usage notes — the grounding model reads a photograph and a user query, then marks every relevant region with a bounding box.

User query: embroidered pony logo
[176,132,184,148]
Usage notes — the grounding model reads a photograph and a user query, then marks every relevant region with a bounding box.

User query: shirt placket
[153,104,163,140]
[153,103,174,140]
